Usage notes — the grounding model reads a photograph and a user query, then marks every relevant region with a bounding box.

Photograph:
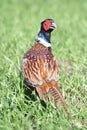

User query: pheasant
[21,19,68,111]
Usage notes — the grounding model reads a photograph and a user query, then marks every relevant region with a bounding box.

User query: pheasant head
[35,19,57,47]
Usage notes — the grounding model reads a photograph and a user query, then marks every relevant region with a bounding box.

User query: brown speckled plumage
[21,19,68,111]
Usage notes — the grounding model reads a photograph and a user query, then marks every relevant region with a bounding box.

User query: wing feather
[22,52,58,87]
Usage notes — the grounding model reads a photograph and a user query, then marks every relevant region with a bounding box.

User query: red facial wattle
[43,20,51,31]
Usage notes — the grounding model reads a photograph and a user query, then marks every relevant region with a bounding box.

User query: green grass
[0,0,87,129]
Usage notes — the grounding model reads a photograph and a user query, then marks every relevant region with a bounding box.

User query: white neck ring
[35,37,51,47]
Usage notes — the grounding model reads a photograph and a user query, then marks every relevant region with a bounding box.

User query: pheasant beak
[50,22,57,30]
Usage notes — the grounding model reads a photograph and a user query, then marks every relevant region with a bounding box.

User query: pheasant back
[21,43,68,111]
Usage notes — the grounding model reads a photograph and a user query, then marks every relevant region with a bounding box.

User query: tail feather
[35,85,68,112]
[48,87,68,112]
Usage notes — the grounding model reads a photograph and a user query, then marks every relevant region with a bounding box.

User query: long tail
[48,87,68,112]
[35,85,68,112]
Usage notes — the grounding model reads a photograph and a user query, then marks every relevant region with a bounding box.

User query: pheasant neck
[35,30,52,47]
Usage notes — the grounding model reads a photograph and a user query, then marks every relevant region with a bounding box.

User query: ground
[0,0,87,130]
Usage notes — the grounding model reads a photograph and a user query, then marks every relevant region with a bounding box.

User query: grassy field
[0,0,87,130]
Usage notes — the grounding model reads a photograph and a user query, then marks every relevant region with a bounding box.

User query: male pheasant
[21,19,68,111]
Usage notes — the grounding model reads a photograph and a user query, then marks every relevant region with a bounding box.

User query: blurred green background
[0,0,87,130]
